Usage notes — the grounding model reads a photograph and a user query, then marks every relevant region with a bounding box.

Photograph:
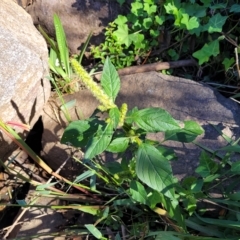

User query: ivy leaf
[130,180,148,204]
[192,39,219,65]
[143,17,153,29]
[181,14,199,30]
[143,3,157,15]
[206,13,228,33]
[131,1,143,15]
[114,15,128,26]
[84,122,113,160]
[113,24,133,47]
[222,57,235,71]
[136,143,175,199]
[101,57,120,102]
[230,4,240,13]
[155,15,165,25]
[131,33,145,48]
[116,0,125,6]
[132,108,180,132]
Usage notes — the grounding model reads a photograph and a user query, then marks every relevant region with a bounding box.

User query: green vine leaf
[101,57,120,102]
[230,4,240,13]
[192,39,219,65]
[181,14,199,30]
[136,143,175,199]
[206,13,228,33]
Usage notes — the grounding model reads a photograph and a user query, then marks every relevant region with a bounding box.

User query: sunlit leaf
[101,57,120,102]
[136,143,174,199]
[193,39,219,65]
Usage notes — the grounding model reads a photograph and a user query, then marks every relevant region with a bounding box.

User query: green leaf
[231,161,240,174]
[116,0,125,7]
[195,213,240,230]
[113,24,133,47]
[114,15,128,26]
[155,231,181,240]
[61,119,100,148]
[84,122,113,160]
[222,57,235,71]
[193,39,219,65]
[136,143,174,199]
[219,145,240,153]
[85,224,103,239]
[143,3,157,15]
[101,57,120,102]
[164,120,204,143]
[131,1,143,15]
[106,137,129,153]
[230,4,240,13]
[130,180,148,204]
[53,14,70,77]
[206,13,228,33]
[143,17,153,29]
[154,192,186,230]
[181,14,199,30]
[155,15,165,25]
[74,170,95,183]
[109,107,120,129]
[195,151,218,177]
[61,120,90,147]
[132,108,180,132]
[147,190,162,208]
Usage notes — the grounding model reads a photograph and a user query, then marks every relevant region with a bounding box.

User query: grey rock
[26,0,130,54]
[0,0,50,159]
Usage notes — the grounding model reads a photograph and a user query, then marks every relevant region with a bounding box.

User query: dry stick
[94,59,196,80]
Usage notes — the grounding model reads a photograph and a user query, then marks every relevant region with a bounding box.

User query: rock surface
[26,0,130,54]
[0,0,51,159]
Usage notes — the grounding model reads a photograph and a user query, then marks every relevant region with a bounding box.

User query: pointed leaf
[85,224,103,239]
[195,151,218,177]
[101,57,120,102]
[53,14,70,76]
[106,137,129,153]
[132,108,180,132]
[206,13,228,33]
[130,180,148,204]
[193,39,219,65]
[84,122,113,160]
[136,143,174,199]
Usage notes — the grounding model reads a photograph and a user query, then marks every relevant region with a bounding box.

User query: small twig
[94,59,196,80]
[46,154,71,184]
[121,224,126,240]
[235,47,240,80]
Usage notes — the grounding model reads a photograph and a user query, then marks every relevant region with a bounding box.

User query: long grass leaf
[53,14,70,79]
[78,31,93,64]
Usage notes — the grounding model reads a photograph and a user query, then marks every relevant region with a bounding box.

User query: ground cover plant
[1,58,240,239]
[91,0,240,95]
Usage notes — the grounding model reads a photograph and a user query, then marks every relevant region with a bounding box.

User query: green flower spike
[118,103,128,127]
[70,59,117,110]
